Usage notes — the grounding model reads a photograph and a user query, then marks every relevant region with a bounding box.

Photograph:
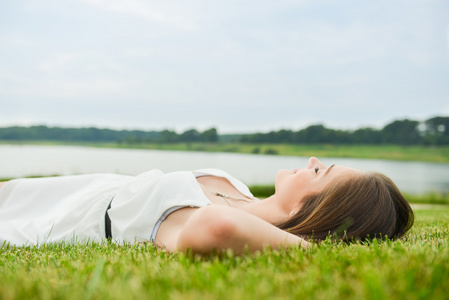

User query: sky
[0,0,448,134]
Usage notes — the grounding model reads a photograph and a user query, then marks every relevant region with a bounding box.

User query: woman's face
[274,157,362,212]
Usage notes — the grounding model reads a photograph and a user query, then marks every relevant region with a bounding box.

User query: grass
[405,193,449,205]
[1,206,448,300]
[2,140,449,163]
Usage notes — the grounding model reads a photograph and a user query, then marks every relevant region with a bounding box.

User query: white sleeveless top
[109,168,257,244]
[0,169,257,246]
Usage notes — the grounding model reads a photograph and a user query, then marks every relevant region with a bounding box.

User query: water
[1,145,448,195]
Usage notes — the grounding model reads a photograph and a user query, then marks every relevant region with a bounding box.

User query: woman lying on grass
[0,157,414,254]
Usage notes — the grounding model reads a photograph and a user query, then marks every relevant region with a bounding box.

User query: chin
[274,170,283,187]
[275,169,289,187]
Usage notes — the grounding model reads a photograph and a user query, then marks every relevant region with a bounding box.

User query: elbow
[177,206,237,254]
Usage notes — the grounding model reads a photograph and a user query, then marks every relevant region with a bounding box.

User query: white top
[108,168,257,243]
[0,169,257,246]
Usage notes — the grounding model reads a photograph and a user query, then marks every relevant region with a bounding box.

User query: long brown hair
[275,172,414,242]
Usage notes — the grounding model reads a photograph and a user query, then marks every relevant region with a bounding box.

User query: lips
[293,168,298,174]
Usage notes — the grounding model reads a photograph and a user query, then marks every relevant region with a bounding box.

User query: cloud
[77,0,199,30]
[447,26,449,66]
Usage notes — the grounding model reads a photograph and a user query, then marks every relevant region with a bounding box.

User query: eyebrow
[324,164,335,176]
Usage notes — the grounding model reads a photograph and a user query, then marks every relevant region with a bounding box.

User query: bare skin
[157,157,360,254]
[156,175,305,253]
[155,176,262,251]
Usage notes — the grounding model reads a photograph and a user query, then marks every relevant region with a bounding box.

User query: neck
[239,195,290,225]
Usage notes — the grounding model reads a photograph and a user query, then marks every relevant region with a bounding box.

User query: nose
[307,157,327,169]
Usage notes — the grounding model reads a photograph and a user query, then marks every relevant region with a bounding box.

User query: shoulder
[178,205,238,245]
[176,205,308,255]
[176,205,252,254]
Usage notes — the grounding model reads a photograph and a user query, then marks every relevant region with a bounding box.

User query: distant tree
[158,130,178,143]
[381,119,421,145]
[301,124,336,143]
[275,129,294,143]
[200,128,218,142]
[302,125,326,143]
[239,133,268,143]
[421,116,449,145]
[352,127,382,144]
[180,129,200,142]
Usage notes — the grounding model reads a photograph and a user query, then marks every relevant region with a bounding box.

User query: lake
[1,145,448,195]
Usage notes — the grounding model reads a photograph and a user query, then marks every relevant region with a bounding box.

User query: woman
[0,157,414,254]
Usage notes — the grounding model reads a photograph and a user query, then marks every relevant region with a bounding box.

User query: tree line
[239,116,449,145]
[0,126,219,144]
[0,116,447,145]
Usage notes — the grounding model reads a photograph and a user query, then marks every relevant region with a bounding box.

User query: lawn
[1,206,448,300]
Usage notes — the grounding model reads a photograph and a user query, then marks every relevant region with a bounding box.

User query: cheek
[290,173,321,199]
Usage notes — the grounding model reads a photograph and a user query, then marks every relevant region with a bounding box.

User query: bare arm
[177,205,309,255]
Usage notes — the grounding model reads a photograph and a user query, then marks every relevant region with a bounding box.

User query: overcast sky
[1,0,448,133]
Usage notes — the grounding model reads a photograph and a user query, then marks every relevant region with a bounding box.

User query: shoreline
[1,141,449,163]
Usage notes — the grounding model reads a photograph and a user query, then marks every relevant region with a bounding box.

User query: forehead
[329,165,363,177]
